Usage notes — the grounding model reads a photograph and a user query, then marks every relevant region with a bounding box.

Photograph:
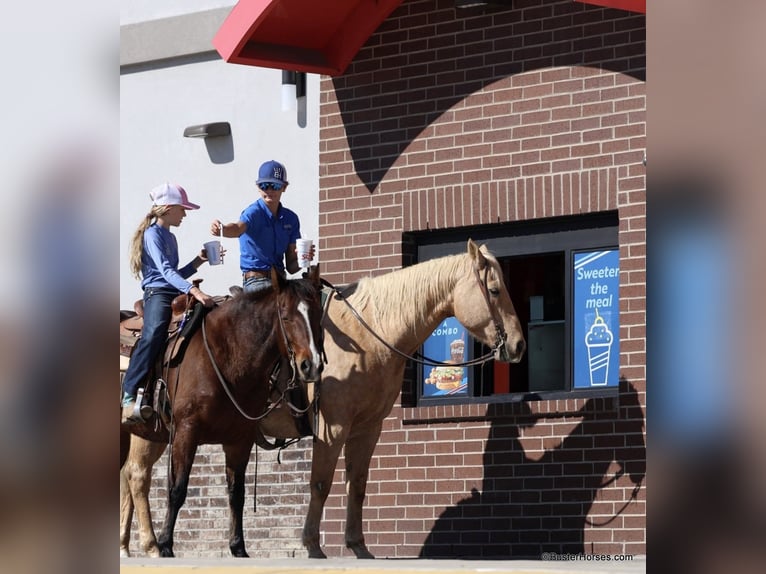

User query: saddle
[119,279,204,362]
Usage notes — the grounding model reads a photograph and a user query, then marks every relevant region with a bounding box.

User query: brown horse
[122,266,324,558]
[302,239,525,558]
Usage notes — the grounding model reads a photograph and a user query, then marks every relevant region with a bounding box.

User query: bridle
[320,262,509,368]
[472,264,510,362]
[200,290,316,422]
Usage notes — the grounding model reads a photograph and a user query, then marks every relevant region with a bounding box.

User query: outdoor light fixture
[281,70,306,112]
[183,122,231,138]
[282,71,297,111]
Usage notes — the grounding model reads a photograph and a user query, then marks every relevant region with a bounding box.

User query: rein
[583,472,643,527]
[319,264,508,368]
[200,293,302,422]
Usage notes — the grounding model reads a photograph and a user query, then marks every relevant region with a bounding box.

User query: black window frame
[408,212,620,406]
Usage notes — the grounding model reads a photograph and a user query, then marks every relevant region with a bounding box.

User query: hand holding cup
[201,242,226,266]
[295,238,314,269]
[210,219,225,236]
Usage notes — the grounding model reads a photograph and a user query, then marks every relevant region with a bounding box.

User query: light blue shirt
[140,224,197,293]
[238,199,301,273]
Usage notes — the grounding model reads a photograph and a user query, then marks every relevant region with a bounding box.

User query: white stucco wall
[120,4,320,308]
[121,0,235,25]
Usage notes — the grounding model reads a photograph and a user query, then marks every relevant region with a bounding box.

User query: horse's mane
[350,252,473,330]
[232,277,318,309]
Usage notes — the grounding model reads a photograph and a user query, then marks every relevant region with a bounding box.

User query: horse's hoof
[119,548,130,558]
[159,546,174,558]
[307,547,327,559]
[348,543,375,559]
[230,548,249,558]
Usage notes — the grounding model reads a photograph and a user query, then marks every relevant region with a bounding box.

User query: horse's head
[452,239,526,363]
[274,265,324,382]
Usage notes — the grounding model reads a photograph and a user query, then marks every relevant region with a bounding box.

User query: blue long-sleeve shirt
[140,224,196,293]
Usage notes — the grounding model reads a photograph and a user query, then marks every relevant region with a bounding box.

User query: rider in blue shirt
[211,160,314,293]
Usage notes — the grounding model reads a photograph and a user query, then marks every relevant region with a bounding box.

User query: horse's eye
[488,288,500,297]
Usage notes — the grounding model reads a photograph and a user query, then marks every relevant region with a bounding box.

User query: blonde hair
[129,205,171,279]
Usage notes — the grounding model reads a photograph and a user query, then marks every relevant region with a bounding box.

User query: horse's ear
[467,238,488,271]
[270,267,282,293]
[306,263,321,289]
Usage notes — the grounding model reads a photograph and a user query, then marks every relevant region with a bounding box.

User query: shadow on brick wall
[332,0,645,193]
[418,378,645,558]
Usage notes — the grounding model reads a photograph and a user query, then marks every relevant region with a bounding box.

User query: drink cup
[204,240,223,266]
[450,339,465,363]
[585,316,612,386]
[296,238,313,268]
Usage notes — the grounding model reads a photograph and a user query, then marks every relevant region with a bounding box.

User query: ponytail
[129,205,171,279]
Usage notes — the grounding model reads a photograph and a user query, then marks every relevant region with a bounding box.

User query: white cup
[204,240,223,266]
[295,238,313,268]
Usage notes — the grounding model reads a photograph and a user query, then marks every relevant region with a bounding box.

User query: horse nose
[504,337,525,362]
[300,358,321,380]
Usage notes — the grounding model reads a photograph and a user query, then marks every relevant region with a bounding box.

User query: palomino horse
[122,267,324,558]
[303,239,525,558]
[120,430,165,557]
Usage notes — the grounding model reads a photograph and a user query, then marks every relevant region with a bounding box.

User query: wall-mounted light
[282,70,307,112]
[282,71,297,112]
[282,70,307,127]
[183,122,231,138]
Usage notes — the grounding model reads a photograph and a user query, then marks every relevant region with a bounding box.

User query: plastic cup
[296,238,313,268]
[204,240,223,266]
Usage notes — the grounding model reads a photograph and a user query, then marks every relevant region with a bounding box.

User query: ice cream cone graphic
[585,309,613,386]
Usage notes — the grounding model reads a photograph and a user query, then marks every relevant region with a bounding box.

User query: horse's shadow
[419,379,646,558]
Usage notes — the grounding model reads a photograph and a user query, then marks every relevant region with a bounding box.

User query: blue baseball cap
[256,160,289,186]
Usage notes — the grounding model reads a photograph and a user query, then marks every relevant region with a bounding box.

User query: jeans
[243,276,272,294]
[121,286,180,399]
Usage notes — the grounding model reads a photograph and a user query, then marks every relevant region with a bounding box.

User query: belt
[243,270,271,280]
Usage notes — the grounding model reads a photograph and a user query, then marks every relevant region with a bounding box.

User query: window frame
[410,212,620,406]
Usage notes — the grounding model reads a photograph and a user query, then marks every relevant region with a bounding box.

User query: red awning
[573,0,645,13]
[212,0,405,76]
[213,1,645,76]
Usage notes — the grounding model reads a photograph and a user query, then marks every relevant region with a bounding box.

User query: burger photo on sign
[425,361,465,390]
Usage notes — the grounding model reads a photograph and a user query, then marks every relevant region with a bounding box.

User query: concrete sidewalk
[120,556,646,574]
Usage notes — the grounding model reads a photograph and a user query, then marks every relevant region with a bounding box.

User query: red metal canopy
[574,0,645,13]
[213,0,645,76]
[212,0,405,76]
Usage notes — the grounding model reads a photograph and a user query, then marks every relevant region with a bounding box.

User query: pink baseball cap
[149,182,200,210]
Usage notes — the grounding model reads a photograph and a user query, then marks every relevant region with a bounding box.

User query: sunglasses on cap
[258,182,284,191]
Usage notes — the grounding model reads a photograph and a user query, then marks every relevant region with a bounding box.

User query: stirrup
[134,401,154,420]
[133,387,154,420]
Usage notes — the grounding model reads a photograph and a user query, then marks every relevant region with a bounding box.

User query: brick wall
[136,0,645,559]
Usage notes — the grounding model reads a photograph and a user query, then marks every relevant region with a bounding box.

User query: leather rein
[320,263,508,368]
[200,292,310,422]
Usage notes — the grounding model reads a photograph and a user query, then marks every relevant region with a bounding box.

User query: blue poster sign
[422,317,469,397]
[573,250,620,388]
